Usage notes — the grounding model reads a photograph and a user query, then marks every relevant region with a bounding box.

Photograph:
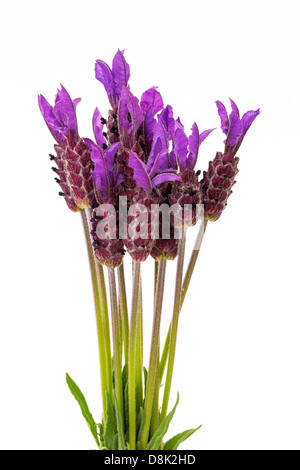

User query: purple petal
[157,105,175,140]
[147,138,169,177]
[241,108,260,134]
[229,98,240,120]
[90,146,110,200]
[128,151,151,192]
[152,119,169,151]
[187,126,215,170]
[103,142,121,174]
[152,106,175,152]
[199,127,216,144]
[151,172,181,188]
[144,107,156,153]
[140,87,164,115]
[216,100,229,135]
[54,85,78,134]
[95,60,115,105]
[226,113,243,147]
[93,108,107,148]
[149,149,169,178]
[112,49,130,97]
[83,137,98,151]
[174,127,189,170]
[118,87,143,135]
[147,138,163,172]
[73,98,81,108]
[91,142,121,200]
[186,122,199,169]
[174,117,184,132]
[110,171,124,190]
[38,94,62,143]
[169,149,177,169]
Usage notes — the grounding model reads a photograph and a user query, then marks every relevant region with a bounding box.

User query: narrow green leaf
[163,425,202,450]
[143,367,148,403]
[66,373,100,447]
[98,422,104,446]
[122,363,129,386]
[104,391,115,449]
[124,381,129,432]
[112,392,126,450]
[137,440,144,450]
[137,407,145,441]
[113,433,119,450]
[145,393,179,450]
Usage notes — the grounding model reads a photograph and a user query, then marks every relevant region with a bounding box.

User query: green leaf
[137,407,145,441]
[112,392,126,450]
[143,367,148,400]
[124,381,129,432]
[163,425,202,450]
[136,440,144,450]
[104,391,115,449]
[146,393,179,450]
[122,363,129,386]
[98,422,104,446]
[66,373,100,447]
[113,433,119,450]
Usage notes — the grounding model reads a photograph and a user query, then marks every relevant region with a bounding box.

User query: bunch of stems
[81,208,207,450]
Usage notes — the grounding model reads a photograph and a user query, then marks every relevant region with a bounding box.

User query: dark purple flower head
[200,99,260,221]
[216,99,260,160]
[38,86,95,212]
[95,50,130,107]
[38,85,80,145]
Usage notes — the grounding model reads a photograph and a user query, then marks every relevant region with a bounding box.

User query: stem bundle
[79,213,207,450]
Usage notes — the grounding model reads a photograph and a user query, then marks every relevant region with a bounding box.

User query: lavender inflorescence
[38,51,260,451]
[39,51,259,266]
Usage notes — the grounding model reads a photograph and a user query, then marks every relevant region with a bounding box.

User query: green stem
[135,272,144,414]
[160,220,207,382]
[128,261,141,450]
[81,209,108,416]
[107,267,124,425]
[154,260,159,299]
[140,260,167,449]
[150,344,160,438]
[96,262,112,398]
[180,220,208,308]
[160,230,186,421]
[117,263,129,365]
[150,260,160,437]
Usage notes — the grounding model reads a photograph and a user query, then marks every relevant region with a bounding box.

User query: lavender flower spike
[200,99,260,221]
[38,86,94,212]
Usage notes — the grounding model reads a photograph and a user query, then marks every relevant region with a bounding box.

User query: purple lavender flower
[123,102,184,262]
[95,50,131,146]
[159,118,215,228]
[200,99,260,221]
[38,86,94,212]
[216,98,260,160]
[84,112,125,269]
[95,49,130,107]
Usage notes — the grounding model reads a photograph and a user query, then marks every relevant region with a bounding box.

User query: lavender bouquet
[38,50,259,450]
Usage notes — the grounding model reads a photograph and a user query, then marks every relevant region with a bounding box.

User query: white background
[0,0,299,450]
